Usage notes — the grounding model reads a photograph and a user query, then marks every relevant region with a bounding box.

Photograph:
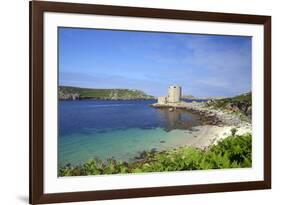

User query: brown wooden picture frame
[30,1,271,204]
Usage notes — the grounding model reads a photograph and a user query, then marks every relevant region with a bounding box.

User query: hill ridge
[59,86,155,100]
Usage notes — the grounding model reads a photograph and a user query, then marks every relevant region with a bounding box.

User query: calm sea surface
[59,100,203,166]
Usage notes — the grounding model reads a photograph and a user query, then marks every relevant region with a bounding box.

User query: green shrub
[230,128,238,136]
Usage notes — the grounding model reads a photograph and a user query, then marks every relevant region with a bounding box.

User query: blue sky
[59,27,252,97]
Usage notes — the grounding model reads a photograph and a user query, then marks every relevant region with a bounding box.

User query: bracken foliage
[59,133,252,177]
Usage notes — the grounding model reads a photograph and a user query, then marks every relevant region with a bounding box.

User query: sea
[58,99,204,166]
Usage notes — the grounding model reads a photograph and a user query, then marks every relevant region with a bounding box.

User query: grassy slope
[59,133,252,176]
[59,86,154,99]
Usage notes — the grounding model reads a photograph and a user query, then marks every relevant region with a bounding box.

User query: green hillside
[59,86,155,100]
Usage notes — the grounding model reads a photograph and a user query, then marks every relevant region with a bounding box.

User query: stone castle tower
[167,85,181,103]
[157,85,182,104]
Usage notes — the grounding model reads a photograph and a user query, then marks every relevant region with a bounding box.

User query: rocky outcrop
[151,93,252,128]
[183,102,251,127]
[205,92,252,117]
[59,90,80,100]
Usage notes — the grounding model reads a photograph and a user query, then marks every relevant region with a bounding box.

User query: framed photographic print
[30,1,271,204]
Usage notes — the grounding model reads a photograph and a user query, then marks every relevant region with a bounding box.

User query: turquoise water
[59,100,202,166]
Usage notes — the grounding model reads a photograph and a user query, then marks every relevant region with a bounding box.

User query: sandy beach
[182,124,252,149]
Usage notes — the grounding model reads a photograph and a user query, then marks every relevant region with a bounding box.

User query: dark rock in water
[189,127,199,132]
[135,151,147,160]
[134,148,158,160]
[160,140,165,143]
[123,162,129,166]
[151,148,157,153]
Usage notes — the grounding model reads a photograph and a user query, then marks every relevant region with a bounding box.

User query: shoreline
[151,101,251,126]
[59,124,252,167]
[183,124,251,149]
[134,124,252,162]
[59,131,252,176]
[150,101,252,148]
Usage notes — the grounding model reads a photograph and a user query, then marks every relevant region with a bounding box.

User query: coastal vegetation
[205,92,252,117]
[59,86,155,100]
[59,133,251,176]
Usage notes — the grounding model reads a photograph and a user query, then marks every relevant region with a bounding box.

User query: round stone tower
[168,85,181,103]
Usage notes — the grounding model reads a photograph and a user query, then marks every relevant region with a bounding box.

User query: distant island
[59,86,155,100]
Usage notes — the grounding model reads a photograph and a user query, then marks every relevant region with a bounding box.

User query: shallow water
[59,100,202,166]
